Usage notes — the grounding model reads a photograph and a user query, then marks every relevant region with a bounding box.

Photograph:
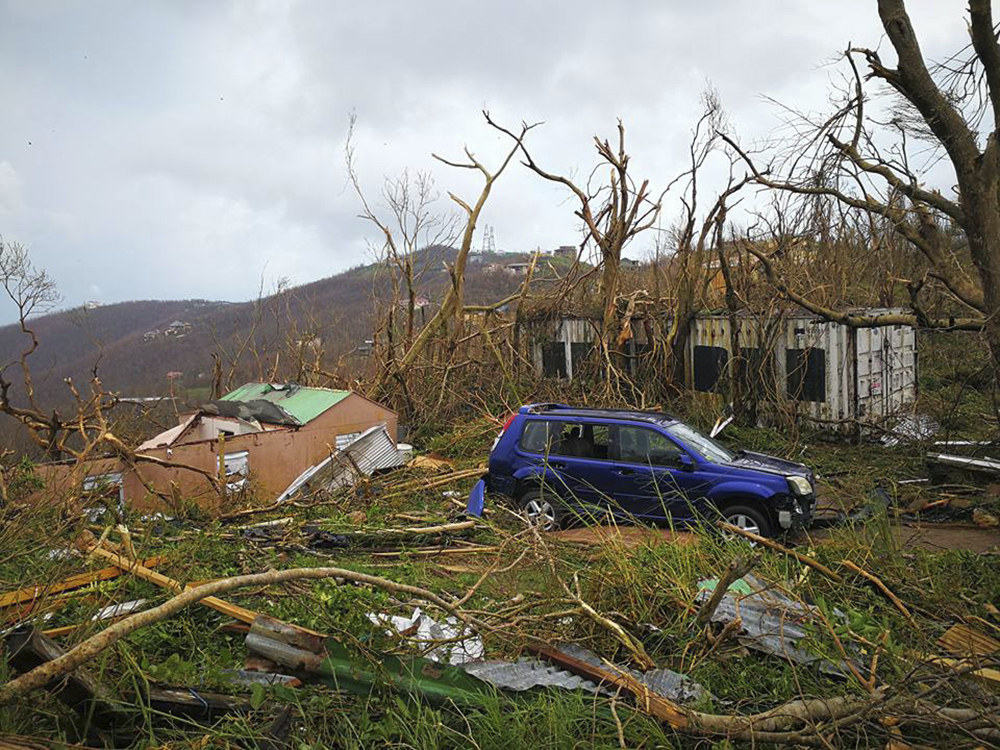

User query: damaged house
[37,383,398,512]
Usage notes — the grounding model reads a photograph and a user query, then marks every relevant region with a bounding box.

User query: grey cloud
[0,0,969,322]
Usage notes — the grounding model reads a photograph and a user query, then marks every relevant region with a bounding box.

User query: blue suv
[470,403,815,538]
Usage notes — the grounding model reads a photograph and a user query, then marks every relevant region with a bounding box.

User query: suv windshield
[664,422,736,464]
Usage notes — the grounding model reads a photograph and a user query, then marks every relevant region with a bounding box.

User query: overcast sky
[0,0,968,323]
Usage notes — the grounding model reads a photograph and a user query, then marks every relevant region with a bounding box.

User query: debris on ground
[275,424,408,503]
[368,606,484,665]
[408,454,454,472]
[881,414,939,447]
[927,452,1000,482]
[693,574,863,676]
[974,507,1000,528]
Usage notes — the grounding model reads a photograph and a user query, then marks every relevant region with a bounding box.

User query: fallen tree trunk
[0,557,489,705]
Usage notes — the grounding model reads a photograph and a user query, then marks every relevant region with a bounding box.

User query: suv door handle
[550,461,567,469]
[615,467,634,476]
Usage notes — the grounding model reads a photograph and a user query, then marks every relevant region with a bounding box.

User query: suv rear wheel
[519,490,564,531]
[719,503,772,538]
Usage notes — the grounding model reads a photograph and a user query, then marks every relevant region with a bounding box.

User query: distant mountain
[0,246,547,418]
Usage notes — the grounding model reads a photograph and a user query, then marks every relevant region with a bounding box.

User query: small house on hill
[36,383,398,512]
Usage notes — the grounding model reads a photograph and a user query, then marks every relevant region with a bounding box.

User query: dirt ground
[549,521,1000,553]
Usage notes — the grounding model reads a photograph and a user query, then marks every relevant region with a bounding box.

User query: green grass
[2,384,1000,748]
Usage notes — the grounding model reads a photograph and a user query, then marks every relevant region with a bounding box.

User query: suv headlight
[786,475,812,496]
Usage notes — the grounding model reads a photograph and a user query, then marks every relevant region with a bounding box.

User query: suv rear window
[520,420,611,459]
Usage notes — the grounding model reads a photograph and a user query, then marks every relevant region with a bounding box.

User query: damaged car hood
[724,451,813,482]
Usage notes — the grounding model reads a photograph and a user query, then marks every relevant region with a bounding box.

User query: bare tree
[347,116,457,356]
[723,1,1000,371]
[660,92,751,388]
[0,238,108,460]
[357,113,537,399]
[0,239,223,499]
[487,114,665,356]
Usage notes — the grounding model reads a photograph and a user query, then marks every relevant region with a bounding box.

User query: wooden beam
[0,557,166,610]
[90,548,260,625]
[526,642,689,729]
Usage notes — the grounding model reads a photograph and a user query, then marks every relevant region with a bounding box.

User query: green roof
[220,383,350,424]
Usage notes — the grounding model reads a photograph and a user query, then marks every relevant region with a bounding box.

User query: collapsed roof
[219,383,351,425]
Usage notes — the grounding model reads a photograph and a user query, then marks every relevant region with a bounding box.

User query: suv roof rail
[520,402,570,414]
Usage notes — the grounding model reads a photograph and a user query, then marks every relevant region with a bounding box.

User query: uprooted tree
[724,0,1000,379]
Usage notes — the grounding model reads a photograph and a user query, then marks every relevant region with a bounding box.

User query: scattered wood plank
[4,626,120,727]
[143,685,254,720]
[0,557,166,610]
[527,642,689,729]
[939,623,1000,658]
[370,545,499,558]
[923,654,1000,689]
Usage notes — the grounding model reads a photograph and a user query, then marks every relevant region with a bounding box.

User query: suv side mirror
[676,454,695,471]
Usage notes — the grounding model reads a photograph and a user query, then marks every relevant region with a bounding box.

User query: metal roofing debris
[462,658,602,692]
[926,452,1000,477]
[137,413,199,451]
[275,424,405,503]
[473,642,712,705]
[220,382,350,424]
[881,414,939,447]
[694,574,858,677]
[247,614,710,705]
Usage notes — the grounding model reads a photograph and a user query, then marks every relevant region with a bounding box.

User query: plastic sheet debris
[368,607,484,665]
[694,574,860,676]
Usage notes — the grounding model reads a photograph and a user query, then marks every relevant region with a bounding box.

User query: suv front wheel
[519,490,564,531]
[719,503,772,538]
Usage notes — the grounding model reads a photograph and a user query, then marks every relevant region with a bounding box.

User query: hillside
[0,247,550,416]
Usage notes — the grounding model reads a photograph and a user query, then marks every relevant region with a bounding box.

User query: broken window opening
[223,450,250,492]
[541,342,567,379]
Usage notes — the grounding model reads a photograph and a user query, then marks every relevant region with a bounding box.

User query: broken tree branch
[716,522,844,583]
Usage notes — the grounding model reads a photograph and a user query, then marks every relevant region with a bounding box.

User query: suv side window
[617,426,683,467]
[520,420,612,460]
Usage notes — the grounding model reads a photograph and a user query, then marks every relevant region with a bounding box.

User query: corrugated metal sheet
[462,659,602,692]
[220,383,350,424]
[275,423,403,503]
[694,575,856,676]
